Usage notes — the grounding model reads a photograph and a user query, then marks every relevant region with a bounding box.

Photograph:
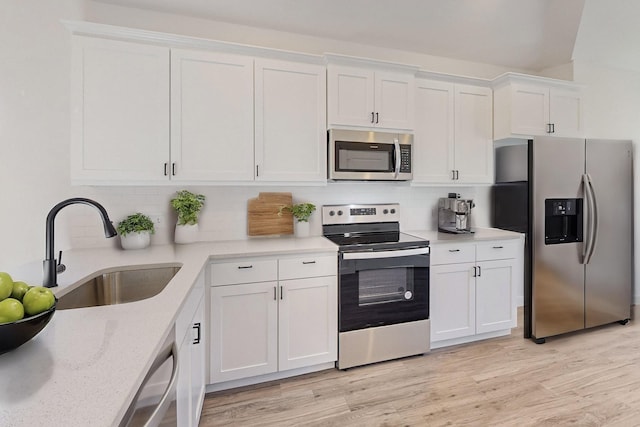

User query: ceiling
[92,0,587,72]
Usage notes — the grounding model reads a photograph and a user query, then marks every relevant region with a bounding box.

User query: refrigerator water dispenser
[544,198,583,244]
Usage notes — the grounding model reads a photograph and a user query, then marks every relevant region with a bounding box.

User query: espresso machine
[438,193,475,234]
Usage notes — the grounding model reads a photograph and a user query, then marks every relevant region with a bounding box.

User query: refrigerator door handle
[582,173,598,265]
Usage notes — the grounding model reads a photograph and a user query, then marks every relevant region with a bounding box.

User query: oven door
[339,246,429,332]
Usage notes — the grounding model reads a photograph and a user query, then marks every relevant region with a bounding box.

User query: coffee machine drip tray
[438,226,475,234]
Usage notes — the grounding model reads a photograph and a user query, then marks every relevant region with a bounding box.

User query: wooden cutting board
[247,192,294,236]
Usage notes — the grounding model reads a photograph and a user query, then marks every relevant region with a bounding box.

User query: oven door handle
[343,247,430,260]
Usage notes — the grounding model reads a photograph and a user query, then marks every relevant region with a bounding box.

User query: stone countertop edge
[0,236,337,427]
[405,227,524,243]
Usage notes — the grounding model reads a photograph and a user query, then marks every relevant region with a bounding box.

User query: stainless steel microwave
[328,129,413,181]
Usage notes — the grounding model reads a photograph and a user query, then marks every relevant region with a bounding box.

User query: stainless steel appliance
[328,129,413,181]
[322,203,430,369]
[438,193,475,234]
[493,137,633,343]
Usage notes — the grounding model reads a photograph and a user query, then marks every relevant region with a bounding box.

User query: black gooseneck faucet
[43,198,117,288]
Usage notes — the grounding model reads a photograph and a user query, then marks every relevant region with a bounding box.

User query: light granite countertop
[406,227,524,243]
[0,228,519,426]
[0,236,337,427]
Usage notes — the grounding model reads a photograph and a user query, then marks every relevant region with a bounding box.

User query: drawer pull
[237,265,253,269]
[448,249,461,253]
[492,246,504,249]
[302,261,316,265]
[192,323,201,345]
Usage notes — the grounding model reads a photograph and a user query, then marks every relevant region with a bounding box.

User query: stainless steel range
[322,203,431,369]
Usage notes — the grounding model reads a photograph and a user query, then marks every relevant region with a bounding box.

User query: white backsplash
[67,184,492,250]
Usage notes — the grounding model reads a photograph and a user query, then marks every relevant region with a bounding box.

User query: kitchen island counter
[0,237,337,427]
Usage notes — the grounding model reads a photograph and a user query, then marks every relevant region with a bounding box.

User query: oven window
[359,267,414,305]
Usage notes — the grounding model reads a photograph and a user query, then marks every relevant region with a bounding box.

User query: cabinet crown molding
[416,70,492,87]
[61,20,325,65]
[324,53,420,74]
[491,72,585,90]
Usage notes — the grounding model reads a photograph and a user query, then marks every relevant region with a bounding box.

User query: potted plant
[279,203,316,237]
[171,190,205,244]
[117,213,155,250]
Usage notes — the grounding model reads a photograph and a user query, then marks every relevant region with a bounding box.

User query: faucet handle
[56,250,66,274]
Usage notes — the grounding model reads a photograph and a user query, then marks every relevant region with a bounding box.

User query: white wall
[0,0,84,270]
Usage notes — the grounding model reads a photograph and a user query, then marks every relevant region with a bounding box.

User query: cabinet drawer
[279,255,337,280]
[211,259,278,286]
[431,244,475,265]
[476,240,520,261]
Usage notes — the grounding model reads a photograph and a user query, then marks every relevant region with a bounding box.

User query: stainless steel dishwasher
[119,327,179,427]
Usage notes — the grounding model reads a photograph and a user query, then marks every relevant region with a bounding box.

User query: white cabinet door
[170,49,254,181]
[510,83,549,136]
[549,87,583,137]
[476,259,517,334]
[71,36,170,183]
[327,65,375,127]
[430,262,476,342]
[255,58,327,182]
[413,79,455,183]
[189,297,206,427]
[176,325,192,427]
[278,276,338,371]
[375,71,415,130]
[327,65,414,130]
[210,282,278,383]
[453,84,493,184]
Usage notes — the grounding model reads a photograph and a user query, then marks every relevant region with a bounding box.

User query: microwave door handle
[394,139,400,178]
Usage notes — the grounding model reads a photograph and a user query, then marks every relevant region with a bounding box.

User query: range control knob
[383,209,389,214]
[390,208,396,214]
[329,210,335,216]
[337,210,343,216]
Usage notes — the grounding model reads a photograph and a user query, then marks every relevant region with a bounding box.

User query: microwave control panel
[399,145,411,172]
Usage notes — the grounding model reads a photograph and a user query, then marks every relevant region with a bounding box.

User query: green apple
[0,272,13,301]
[22,286,55,316]
[11,281,31,301]
[0,298,24,324]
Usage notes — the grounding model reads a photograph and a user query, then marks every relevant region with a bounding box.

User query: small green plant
[279,203,316,223]
[117,213,155,236]
[171,190,206,225]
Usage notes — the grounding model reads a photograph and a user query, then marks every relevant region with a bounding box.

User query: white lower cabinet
[209,254,337,385]
[430,239,521,348]
[176,271,206,427]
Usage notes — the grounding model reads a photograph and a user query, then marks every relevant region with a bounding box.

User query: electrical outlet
[148,214,163,226]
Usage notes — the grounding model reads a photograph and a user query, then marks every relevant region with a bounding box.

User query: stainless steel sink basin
[57,265,181,310]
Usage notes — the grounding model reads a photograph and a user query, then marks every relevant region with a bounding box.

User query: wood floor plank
[200,307,640,426]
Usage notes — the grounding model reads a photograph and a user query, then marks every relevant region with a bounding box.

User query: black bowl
[0,299,56,355]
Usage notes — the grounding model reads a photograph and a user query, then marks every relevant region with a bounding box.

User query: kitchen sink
[57,265,181,310]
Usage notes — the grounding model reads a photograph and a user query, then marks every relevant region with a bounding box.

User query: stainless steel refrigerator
[493,137,633,343]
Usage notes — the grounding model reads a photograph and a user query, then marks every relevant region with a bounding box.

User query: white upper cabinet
[170,49,254,182]
[71,36,170,183]
[254,58,327,182]
[493,74,584,140]
[327,63,415,130]
[413,78,493,184]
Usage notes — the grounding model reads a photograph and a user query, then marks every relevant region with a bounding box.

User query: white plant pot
[175,223,199,244]
[120,231,151,250]
[295,221,310,237]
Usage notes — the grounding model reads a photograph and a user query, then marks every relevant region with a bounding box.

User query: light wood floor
[199,308,640,426]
